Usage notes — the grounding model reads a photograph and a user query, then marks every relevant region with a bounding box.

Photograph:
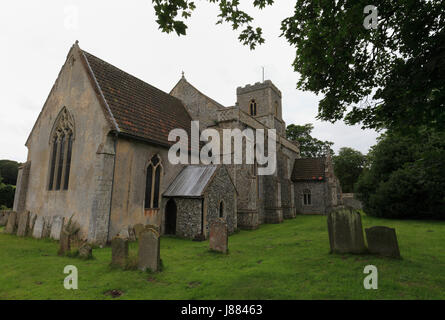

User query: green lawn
[0,214,444,300]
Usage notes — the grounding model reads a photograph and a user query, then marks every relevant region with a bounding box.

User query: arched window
[303,189,311,206]
[145,154,162,209]
[219,201,224,218]
[48,108,74,191]
[249,99,257,116]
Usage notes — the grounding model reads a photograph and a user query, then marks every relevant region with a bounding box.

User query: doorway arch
[165,198,177,235]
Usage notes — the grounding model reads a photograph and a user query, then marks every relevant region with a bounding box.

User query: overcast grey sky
[0,0,379,163]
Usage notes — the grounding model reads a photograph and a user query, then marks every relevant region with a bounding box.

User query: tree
[286,123,334,158]
[355,129,445,220]
[151,0,444,131]
[333,147,366,193]
[0,160,20,185]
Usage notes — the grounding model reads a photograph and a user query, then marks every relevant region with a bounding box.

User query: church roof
[81,49,193,147]
[163,165,219,197]
[291,157,326,182]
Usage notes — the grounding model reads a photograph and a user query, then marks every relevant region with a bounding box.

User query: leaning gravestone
[111,237,128,268]
[5,211,18,234]
[365,226,401,258]
[32,216,45,239]
[138,229,160,272]
[58,230,71,256]
[79,243,93,259]
[27,213,37,236]
[209,219,228,254]
[0,211,11,226]
[42,216,52,238]
[50,216,65,240]
[17,211,30,237]
[327,208,366,254]
[133,224,144,239]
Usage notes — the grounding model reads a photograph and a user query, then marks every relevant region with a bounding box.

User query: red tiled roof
[81,50,192,147]
[291,157,326,181]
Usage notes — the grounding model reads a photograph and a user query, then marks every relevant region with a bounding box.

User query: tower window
[303,189,312,206]
[249,100,257,116]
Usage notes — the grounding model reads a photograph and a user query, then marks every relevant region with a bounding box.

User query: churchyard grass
[0,215,444,300]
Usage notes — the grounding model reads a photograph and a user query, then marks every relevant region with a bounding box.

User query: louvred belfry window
[250,99,257,116]
[48,108,74,191]
[145,154,162,209]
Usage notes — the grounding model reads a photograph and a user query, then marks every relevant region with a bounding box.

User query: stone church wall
[294,181,328,215]
[21,47,114,242]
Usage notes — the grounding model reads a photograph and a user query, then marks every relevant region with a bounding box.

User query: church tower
[236,80,286,136]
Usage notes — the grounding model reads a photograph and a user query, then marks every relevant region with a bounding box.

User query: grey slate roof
[163,165,218,197]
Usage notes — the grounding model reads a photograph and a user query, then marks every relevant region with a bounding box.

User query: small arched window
[219,201,224,218]
[249,99,257,116]
[145,154,162,209]
[48,108,74,191]
[303,189,311,206]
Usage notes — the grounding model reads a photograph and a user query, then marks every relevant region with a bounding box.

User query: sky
[0,0,379,163]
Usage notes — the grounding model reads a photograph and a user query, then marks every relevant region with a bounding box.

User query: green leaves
[151,0,274,49]
[286,123,334,158]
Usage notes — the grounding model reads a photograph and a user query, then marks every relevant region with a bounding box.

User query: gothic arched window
[249,99,257,116]
[303,189,311,206]
[145,154,162,209]
[48,108,74,191]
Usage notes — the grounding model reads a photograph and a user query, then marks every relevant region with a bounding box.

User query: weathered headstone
[50,216,65,240]
[42,216,52,238]
[27,213,37,236]
[209,219,228,254]
[79,243,93,259]
[5,211,18,234]
[118,228,130,239]
[0,211,11,226]
[32,216,45,239]
[365,226,401,258]
[128,226,136,241]
[17,211,30,237]
[58,230,71,256]
[138,229,160,272]
[111,237,128,268]
[327,208,366,254]
[134,223,144,239]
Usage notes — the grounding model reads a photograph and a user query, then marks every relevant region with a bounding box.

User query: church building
[13,42,342,245]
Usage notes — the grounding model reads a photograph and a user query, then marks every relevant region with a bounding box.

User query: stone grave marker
[209,218,228,254]
[365,226,401,258]
[58,230,71,256]
[50,216,65,240]
[17,211,30,237]
[42,216,52,238]
[32,216,45,239]
[0,211,11,226]
[28,213,37,236]
[138,229,160,272]
[327,208,366,254]
[79,243,93,259]
[111,237,128,268]
[5,211,18,234]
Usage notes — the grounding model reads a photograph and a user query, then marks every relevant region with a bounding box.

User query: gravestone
[138,229,160,272]
[0,211,11,226]
[28,213,37,236]
[209,219,228,254]
[50,216,65,240]
[365,226,401,258]
[42,216,52,238]
[17,211,30,237]
[327,208,366,254]
[58,230,71,256]
[118,228,130,239]
[5,211,18,234]
[134,224,144,239]
[79,243,93,259]
[128,226,136,241]
[32,216,45,239]
[111,237,128,268]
